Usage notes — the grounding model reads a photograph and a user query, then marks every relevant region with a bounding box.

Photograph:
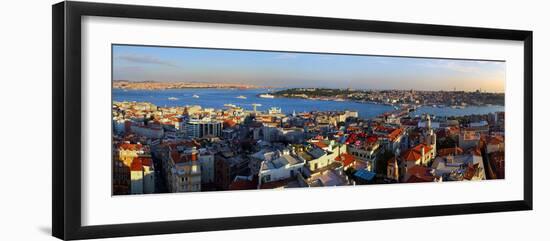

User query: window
[264,175,271,182]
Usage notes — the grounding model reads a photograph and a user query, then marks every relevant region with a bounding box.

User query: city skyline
[113,45,506,93]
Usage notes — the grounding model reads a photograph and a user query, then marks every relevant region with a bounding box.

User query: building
[112,117,127,135]
[404,165,442,183]
[112,159,130,195]
[399,143,436,181]
[468,120,490,133]
[489,152,505,179]
[487,135,505,154]
[258,150,306,185]
[354,169,377,184]
[117,142,147,167]
[298,141,347,172]
[130,157,155,194]
[437,147,463,157]
[262,126,282,142]
[334,153,356,170]
[307,164,348,187]
[167,150,202,192]
[420,114,437,155]
[130,123,164,139]
[459,130,481,150]
[215,152,249,190]
[198,149,215,186]
[348,137,380,172]
[375,127,406,154]
[431,154,486,181]
[186,119,223,138]
[386,157,399,181]
[249,149,278,175]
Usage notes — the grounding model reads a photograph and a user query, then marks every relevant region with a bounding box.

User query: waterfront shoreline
[113,88,504,119]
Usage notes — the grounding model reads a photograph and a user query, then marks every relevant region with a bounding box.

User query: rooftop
[261,154,304,171]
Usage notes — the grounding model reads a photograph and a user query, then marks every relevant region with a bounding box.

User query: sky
[112,44,506,92]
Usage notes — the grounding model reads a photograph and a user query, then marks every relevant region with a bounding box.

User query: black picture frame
[52,1,533,240]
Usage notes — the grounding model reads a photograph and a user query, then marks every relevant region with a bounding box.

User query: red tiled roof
[438,147,463,156]
[406,165,436,183]
[131,156,153,171]
[401,144,432,162]
[312,141,328,149]
[412,143,432,153]
[136,157,152,166]
[335,153,355,167]
[402,149,422,162]
[387,128,403,141]
[130,159,143,171]
[401,144,432,161]
[406,175,434,183]
[118,143,143,151]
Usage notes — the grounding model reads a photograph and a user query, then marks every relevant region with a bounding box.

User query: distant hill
[113,80,260,90]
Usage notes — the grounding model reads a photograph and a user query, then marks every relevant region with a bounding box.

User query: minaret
[425,114,436,155]
[426,114,432,131]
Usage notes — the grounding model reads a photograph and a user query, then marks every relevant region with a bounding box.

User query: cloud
[116,54,178,67]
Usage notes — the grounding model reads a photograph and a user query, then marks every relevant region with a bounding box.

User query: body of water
[113,88,504,118]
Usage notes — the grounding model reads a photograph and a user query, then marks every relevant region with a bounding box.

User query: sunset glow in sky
[113,45,506,92]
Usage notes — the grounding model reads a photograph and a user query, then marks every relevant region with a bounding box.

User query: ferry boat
[259,93,275,99]
[236,95,247,99]
[192,94,200,98]
[168,97,179,101]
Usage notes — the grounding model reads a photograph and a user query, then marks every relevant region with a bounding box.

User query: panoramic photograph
[111,44,506,195]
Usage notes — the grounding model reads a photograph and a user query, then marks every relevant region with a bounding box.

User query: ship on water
[192,94,200,98]
[259,93,275,99]
[236,95,247,99]
[168,97,179,100]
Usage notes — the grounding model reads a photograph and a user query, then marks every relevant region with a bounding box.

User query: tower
[426,114,432,131]
[424,114,436,155]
